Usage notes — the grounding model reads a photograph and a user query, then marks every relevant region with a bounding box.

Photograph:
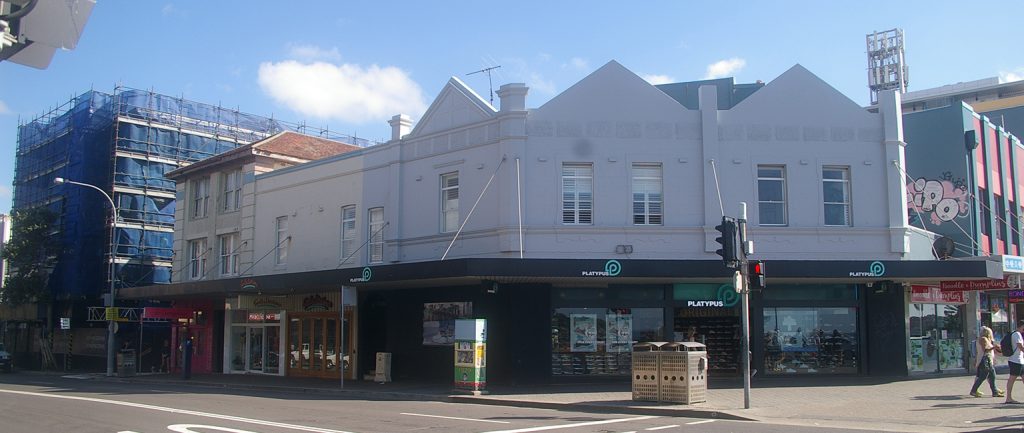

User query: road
[0,374,895,433]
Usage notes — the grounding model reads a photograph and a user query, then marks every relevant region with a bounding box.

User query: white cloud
[565,57,589,71]
[258,60,427,124]
[0,100,10,115]
[1000,68,1024,83]
[704,58,746,79]
[161,4,185,17]
[642,74,675,85]
[287,44,342,63]
[526,72,556,96]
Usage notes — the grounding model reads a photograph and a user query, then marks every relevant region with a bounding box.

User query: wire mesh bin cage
[631,342,664,402]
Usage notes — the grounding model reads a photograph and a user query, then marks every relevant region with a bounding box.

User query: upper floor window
[191,177,210,219]
[222,169,242,212]
[441,172,459,233]
[188,238,207,280]
[218,232,240,276]
[368,207,384,264]
[822,167,851,226]
[275,216,289,265]
[562,163,593,225]
[757,165,788,226]
[340,205,356,263]
[632,163,662,225]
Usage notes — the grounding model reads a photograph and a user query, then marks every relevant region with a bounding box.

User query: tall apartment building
[11,87,373,369]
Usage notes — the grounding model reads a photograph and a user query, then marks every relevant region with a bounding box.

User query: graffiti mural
[906,172,969,225]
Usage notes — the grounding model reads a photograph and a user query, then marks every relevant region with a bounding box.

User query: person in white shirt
[1004,321,1024,404]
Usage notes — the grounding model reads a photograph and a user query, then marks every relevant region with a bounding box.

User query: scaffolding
[14,87,378,304]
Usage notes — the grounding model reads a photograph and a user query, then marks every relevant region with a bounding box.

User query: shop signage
[246,311,280,322]
[240,278,258,291]
[849,261,885,277]
[581,260,622,277]
[143,307,193,319]
[683,284,740,308]
[1004,255,1024,273]
[939,277,1011,291]
[1010,290,1024,304]
[911,285,965,304]
[302,294,333,312]
[252,297,283,310]
[349,267,372,283]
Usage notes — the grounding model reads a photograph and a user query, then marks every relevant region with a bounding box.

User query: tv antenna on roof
[467,65,501,105]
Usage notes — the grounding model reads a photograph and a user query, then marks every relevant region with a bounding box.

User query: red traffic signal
[749,260,765,290]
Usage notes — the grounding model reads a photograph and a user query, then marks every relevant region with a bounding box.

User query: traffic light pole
[738,203,751,409]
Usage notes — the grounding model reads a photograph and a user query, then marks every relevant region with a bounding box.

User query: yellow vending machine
[454,318,487,394]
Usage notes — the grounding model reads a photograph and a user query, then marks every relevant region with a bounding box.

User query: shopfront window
[550,307,662,376]
[910,303,965,372]
[673,283,741,375]
[981,292,1010,343]
[763,307,859,374]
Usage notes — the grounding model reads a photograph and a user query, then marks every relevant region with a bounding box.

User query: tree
[1,207,59,306]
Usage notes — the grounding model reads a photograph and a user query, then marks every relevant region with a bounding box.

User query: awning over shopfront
[119,258,1003,300]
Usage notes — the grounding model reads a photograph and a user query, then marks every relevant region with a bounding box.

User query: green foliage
[1,207,59,306]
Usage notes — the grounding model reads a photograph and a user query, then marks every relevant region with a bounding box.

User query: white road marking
[400,412,511,424]
[685,419,716,425]
[483,415,659,433]
[168,425,257,433]
[646,425,679,431]
[0,389,352,433]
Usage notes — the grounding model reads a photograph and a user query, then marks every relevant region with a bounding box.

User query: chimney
[496,83,528,112]
[388,114,413,141]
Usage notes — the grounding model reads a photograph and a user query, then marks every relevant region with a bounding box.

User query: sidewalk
[70,371,1024,432]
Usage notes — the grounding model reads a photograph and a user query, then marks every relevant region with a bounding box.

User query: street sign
[59,317,70,330]
[105,307,118,321]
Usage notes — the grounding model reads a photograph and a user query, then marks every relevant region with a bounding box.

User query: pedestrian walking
[1004,320,1024,404]
[970,326,1003,397]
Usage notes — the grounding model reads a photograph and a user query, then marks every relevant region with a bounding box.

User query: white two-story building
[125,61,998,383]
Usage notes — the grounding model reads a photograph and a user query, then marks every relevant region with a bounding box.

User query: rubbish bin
[117,349,136,377]
[659,342,707,404]
[631,342,664,402]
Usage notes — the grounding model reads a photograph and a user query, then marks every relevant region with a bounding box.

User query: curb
[99,375,759,422]
[448,395,759,422]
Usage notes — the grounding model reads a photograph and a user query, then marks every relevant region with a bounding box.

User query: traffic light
[715,216,739,268]
[749,260,765,290]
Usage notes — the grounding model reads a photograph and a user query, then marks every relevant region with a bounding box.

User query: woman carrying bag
[970,326,1005,397]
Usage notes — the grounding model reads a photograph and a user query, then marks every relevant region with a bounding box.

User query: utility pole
[738,202,752,409]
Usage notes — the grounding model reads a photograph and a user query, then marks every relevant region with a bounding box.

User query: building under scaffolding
[11,87,374,370]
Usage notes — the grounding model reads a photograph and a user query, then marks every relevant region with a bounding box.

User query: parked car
[0,343,12,372]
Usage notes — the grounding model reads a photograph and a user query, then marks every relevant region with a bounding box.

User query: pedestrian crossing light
[749,260,766,290]
[715,216,739,268]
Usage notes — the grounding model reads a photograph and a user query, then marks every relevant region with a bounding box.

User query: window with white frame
[275,216,289,265]
[218,232,240,276]
[441,172,459,233]
[632,163,663,225]
[562,163,593,224]
[822,167,852,226]
[757,165,788,226]
[340,205,356,263]
[368,207,384,264]
[188,238,207,280]
[191,177,210,219]
[222,169,242,212]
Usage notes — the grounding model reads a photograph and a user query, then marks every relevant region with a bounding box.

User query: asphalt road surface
[0,374,893,433]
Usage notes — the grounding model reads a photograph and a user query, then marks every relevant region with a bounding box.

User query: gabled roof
[166,131,361,180]
[728,64,873,122]
[533,60,686,117]
[406,76,496,138]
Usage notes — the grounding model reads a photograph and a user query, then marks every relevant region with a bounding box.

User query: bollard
[182,338,193,380]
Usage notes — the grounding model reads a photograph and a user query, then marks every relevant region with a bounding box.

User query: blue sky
[1,1,1022,214]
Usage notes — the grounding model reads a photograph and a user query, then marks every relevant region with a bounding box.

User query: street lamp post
[54,177,118,377]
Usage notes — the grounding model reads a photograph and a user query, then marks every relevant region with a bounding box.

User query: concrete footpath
[47,371,1024,432]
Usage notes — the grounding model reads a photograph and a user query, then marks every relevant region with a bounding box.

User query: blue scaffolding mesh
[13,87,377,302]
